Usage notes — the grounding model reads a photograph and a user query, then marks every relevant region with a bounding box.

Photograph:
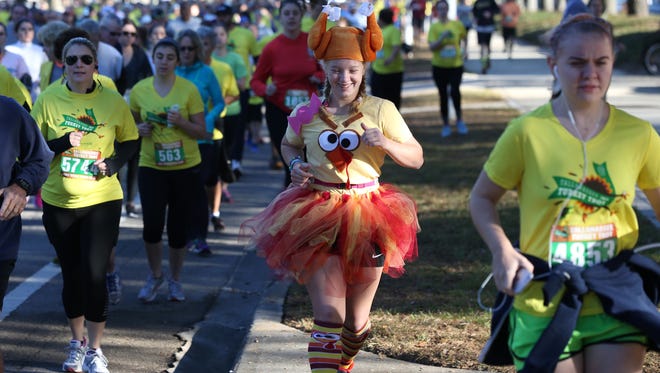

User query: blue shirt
[0,95,53,260]
[175,61,225,144]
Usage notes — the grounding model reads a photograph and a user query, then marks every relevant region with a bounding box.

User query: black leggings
[370,70,403,109]
[432,66,463,125]
[42,200,121,322]
[265,101,291,187]
[139,166,203,248]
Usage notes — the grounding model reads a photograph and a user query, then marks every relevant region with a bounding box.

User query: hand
[137,122,154,137]
[0,184,28,221]
[491,248,534,296]
[265,83,277,96]
[290,162,314,188]
[361,122,388,149]
[69,131,84,147]
[92,158,108,177]
[167,110,182,127]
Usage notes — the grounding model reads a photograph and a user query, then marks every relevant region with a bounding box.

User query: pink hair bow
[288,93,321,135]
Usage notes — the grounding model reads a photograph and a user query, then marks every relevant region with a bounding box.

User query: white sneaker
[62,339,87,372]
[457,120,469,135]
[137,273,164,303]
[441,125,452,138]
[168,278,186,302]
[83,349,109,373]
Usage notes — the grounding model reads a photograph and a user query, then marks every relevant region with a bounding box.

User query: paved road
[2,31,658,373]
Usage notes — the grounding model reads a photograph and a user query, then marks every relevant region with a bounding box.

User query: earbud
[553,65,559,78]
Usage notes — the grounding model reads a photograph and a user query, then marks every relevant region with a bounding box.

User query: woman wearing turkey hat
[241,3,424,371]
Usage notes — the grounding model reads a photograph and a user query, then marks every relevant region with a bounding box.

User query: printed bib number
[440,46,457,58]
[284,90,309,110]
[154,141,185,166]
[550,224,617,267]
[60,149,101,180]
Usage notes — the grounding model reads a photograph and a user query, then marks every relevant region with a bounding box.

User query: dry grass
[282,48,660,372]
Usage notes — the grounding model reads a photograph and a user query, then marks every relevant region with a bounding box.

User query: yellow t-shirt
[428,20,466,68]
[209,59,240,140]
[285,96,413,185]
[129,76,205,171]
[484,103,660,316]
[31,82,138,209]
[372,24,404,75]
[0,65,28,107]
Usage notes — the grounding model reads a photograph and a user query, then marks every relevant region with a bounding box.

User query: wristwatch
[13,178,31,194]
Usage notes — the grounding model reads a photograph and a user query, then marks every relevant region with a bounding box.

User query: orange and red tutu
[240,184,420,284]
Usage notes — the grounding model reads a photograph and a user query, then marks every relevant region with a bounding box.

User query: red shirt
[250,32,324,114]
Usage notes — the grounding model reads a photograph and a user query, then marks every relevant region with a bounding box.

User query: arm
[281,136,314,188]
[469,170,534,295]
[170,111,208,140]
[0,106,53,220]
[642,187,660,223]
[205,72,225,133]
[250,46,273,98]
[360,122,424,169]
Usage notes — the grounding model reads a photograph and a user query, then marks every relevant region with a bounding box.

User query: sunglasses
[123,31,137,37]
[180,46,196,52]
[65,54,94,66]
[110,31,121,37]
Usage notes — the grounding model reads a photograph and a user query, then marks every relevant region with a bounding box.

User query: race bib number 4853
[550,224,617,268]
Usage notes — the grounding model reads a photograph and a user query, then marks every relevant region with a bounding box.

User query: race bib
[284,90,309,110]
[440,46,457,58]
[550,223,617,268]
[60,149,101,180]
[154,140,185,166]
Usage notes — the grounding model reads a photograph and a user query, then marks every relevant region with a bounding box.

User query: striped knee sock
[308,320,343,372]
[338,320,371,372]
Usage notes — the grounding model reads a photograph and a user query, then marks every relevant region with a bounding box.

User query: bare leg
[68,315,85,341]
[86,320,105,350]
[305,256,347,324]
[168,247,185,282]
[583,343,645,373]
[144,241,163,278]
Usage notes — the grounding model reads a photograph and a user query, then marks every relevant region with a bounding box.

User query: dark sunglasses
[65,54,94,66]
[123,31,137,37]
[180,46,196,52]
[110,31,121,37]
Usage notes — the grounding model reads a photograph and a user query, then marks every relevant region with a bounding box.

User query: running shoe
[168,278,186,302]
[125,204,138,218]
[441,125,452,138]
[106,271,121,305]
[457,120,469,135]
[82,349,109,373]
[190,240,212,257]
[186,239,199,253]
[210,216,225,232]
[137,273,164,303]
[62,338,86,372]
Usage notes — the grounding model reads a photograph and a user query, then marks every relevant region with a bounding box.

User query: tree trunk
[627,0,650,15]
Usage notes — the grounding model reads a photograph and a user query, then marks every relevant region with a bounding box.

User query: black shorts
[246,103,263,123]
[412,16,425,30]
[502,26,516,41]
[0,259,16,311]
[477,32,493,46]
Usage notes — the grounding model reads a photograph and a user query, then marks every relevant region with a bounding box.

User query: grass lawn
[282,35,660,371]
